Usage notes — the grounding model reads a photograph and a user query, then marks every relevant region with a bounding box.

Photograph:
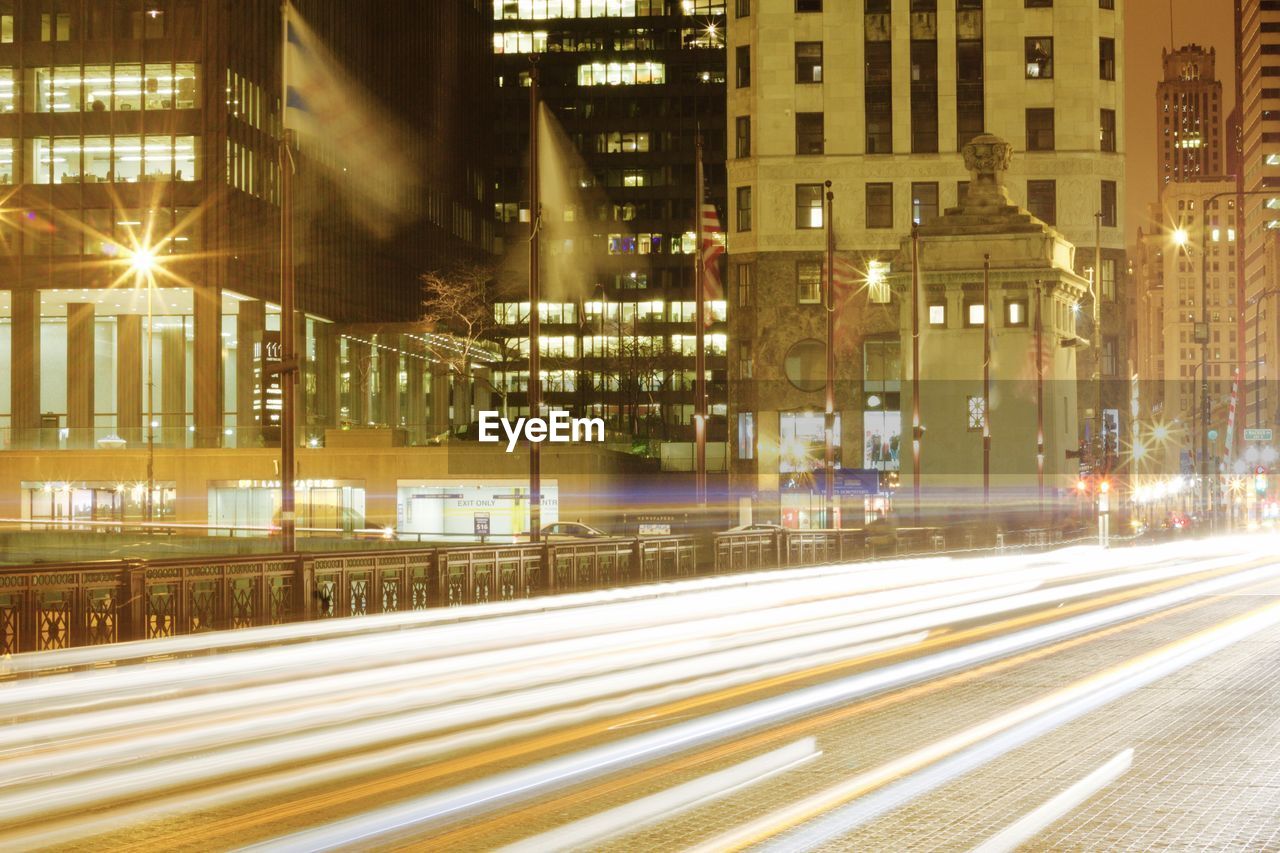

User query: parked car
[539,522,608,540]
[725,522,786,534]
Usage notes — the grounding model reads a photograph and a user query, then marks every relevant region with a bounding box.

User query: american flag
[700,202,725,325]
[824,251,864,353]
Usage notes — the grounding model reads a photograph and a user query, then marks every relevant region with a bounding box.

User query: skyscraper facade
[0,1,493,528]
[489,0,728,447]
[1157,45,1224,186]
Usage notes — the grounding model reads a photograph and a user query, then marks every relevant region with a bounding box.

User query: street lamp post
[130,249,158,523]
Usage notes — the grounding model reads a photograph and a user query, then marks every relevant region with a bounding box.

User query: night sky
[1125,0,1236,239]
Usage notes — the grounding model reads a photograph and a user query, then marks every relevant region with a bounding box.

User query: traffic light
[1257,466,1269,496]
[1099,480,1110,494]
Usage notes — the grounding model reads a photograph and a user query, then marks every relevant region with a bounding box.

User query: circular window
[784,339,826,392]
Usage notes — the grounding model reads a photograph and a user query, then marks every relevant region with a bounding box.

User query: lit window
[1006,299,1027,327]
[577,61,666,86]
[928,302,946,326]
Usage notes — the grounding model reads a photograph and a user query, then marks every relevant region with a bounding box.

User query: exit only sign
[1244,428,1274,442]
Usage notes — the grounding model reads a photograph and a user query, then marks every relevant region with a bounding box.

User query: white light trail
[968,748,1134,853]
[497,739,821,853]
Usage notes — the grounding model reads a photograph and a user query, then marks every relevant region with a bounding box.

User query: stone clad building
[726,0,1124,525]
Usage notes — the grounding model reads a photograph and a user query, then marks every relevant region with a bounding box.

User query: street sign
[813,469,881,497]
[1244,428,1274,442]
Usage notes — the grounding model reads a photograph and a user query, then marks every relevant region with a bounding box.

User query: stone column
[406,356,425,443]
[116,314,142,446]
[66,303,95,448]
[313,322,339,429]
[430,365,451,435]
[347,337,370,426]
[378,340,400,427]
[237,300,264,446]
[192,284,221,447]
[161,323,186,447]
[10,290,40,448]
[473,366,493,414]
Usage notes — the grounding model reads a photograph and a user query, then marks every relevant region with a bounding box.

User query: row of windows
[0,205,201,257]
[24,135,199,185]
[493,0,722,19]
[493,26,723,54]
[730,0,1116,16]
[0,1,201,44]
[577,62,665,86]
[732,181,1120,233]
[22,64,200,114]
[734,37,1115,90]
[730,108,1118,159]
[494,300,726,325]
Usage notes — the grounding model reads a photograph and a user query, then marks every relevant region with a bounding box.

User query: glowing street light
[129,247,157,275]
[1172,227,1190,248]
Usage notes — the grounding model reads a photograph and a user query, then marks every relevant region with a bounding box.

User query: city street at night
[4,535,1279,851]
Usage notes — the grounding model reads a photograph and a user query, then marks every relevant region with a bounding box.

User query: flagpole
[279,130,298,553]
[694,130,707,508]
[911,223,922,523]
[982,253,991,511]
[1035,279,1045,519]
[529,64,542,543]
[823,181,835,528]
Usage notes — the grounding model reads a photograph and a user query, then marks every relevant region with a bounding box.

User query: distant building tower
[1157,45,1223,186]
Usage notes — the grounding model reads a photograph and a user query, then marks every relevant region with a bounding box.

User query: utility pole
[528,65,542,543]
[910,223,922,523]
[824,181,836,528]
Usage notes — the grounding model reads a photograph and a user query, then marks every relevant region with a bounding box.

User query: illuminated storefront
[21,480,176,526]
[208,479,366,535]
[397,480,560,541]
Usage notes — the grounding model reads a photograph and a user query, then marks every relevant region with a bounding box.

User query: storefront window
[208,481,367,536]
[778,412,840,474]
[0,139,12,184]
[23,481,176,527]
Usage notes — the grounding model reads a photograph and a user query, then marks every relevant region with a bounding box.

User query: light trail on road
[1,534,1275,852]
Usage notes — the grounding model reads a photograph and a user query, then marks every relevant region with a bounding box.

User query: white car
[539,522,608,540]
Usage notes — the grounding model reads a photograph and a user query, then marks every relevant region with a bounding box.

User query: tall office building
[489,0,728,447]
[0,1,494,529]
[1241,0,1280,432]
[1157,44,1224,186]
[725,0,1125,523]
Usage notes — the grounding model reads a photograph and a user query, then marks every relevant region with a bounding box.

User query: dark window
[796,184,824,229]
[958,181,969,205]
[736,45,750,87]
[1100,0,1114,7]
[1102,337,1118,376]
[866,0,890,9]
[737,262,755,307]
[911,182,939,225]
[736,186,752,232]
[735,116,751,158]
[1100,37,1116,81]
[1027,180,1056,224]
[957,40,985,148]
[865,42,893,153]
[1026,108,1055,151]
[796,0,821,10]
[796,42,823,83]
[1101,180,1117,227]
[1100,109,1117,152]
[796,112,824,155]
[1025,0,1052,6]
[1026,38,1053,79]
[867,182,894,229]
[910,40,938,153]
[736,0,750,16]
[911,0,935,9]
